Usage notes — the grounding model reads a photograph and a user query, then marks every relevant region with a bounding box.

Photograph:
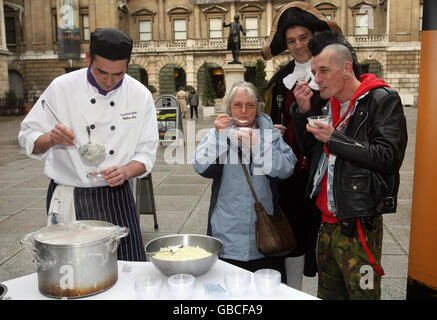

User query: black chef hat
[262,1,342,60]
[90,28,133,61]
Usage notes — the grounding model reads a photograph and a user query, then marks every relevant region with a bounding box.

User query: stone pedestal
[217,63,245,113]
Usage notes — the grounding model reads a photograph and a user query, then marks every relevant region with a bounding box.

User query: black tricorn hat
[261,2,342,60]
[90,28,133,61]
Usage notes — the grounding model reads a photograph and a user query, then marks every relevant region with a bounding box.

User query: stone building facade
[1,0,423,106]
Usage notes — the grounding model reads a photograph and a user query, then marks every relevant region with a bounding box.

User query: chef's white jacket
[18,68,159,187]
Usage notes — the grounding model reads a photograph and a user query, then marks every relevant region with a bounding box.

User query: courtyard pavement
[0,105,417,299]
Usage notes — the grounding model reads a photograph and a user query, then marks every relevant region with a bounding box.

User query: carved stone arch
[202,5,227,15]
[314,1,338,20]
[172,55,187,71]
[239,4,264,13]
[167,5,192,21]
[132,7,156,22]
[349,1,377,9]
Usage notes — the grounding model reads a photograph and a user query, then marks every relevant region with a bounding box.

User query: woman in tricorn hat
[261,2,341,290]
[18,28,159,262]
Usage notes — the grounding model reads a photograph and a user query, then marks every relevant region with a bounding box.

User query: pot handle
[20,232,57,271]
[110,226,129,253]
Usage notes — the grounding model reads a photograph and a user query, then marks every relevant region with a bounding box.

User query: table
[2,260,318,300]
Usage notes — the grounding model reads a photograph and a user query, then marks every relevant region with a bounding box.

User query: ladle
[41,99,106,163]
[41,99,80,147]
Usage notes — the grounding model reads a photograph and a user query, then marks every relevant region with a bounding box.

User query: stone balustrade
[132,35,390,54]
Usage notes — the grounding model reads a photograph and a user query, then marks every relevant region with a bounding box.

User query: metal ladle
[41,99,106,163]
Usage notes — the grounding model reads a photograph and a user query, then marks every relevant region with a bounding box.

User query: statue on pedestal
[223,15,246,64]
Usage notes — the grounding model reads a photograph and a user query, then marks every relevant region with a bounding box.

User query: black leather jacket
[292,86,408,219]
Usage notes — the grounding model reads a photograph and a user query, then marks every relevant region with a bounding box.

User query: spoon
[229,117,249,124]
[146,244,184,256]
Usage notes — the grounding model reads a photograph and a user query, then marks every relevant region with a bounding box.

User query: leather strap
[238,152,261,204]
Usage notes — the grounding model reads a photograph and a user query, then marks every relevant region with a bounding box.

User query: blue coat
[193,113,296,261]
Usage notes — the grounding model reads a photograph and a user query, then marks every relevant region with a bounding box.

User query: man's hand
[33,124,76,154]
[50,124,76,147]
[102,166,127,187]
[306,122,334,143]
[101,161,146,187]
[274,124,287,136]
[293,80,313,113]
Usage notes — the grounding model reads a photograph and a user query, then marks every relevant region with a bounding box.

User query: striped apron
[46,180,146,261]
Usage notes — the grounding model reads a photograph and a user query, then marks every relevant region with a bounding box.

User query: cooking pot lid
[34,220,117,245]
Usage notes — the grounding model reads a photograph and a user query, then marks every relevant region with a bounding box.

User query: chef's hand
[214,114,231,132]
[102,166,127,187]
[50,124,76,147]
[293,80,313,113]
[306,122,334,143]
[274,124,287,136]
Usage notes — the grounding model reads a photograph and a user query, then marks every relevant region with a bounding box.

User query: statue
[223,15,246,64]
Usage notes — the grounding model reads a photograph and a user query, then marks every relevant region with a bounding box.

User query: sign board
[155,95,184,143]
[56,0,80,59]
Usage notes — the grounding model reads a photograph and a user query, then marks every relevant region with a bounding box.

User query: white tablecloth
[2,260,318,300]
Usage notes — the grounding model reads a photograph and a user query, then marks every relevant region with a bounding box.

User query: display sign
[155,95,183,143]
[56,0,80,60]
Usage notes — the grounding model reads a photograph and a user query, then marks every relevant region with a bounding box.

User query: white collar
[283,58,319,91]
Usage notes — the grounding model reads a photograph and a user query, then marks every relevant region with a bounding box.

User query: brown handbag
[239,156,296,256]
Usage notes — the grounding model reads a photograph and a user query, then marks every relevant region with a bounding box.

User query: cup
[224,270,252,297]
[167,273,196,299]
[307,115,331,128]
[135,275,162,299]
[254,269,281,297]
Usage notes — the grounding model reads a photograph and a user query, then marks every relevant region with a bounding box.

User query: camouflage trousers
[317,215,383,300]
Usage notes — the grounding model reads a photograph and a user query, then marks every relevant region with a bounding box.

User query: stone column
[266,0,273,35]
[0,0,10,94]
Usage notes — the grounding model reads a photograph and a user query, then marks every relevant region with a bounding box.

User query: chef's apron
[46,180,146,261]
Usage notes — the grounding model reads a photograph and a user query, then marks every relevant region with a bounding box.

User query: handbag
[239,155,296,256]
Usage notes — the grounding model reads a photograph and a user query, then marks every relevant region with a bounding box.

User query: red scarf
[317,74,389,223]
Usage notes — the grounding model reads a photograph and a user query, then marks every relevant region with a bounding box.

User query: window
[209,18,222,38]
[139,20,152,41]
[82,14,90,41]
[174,19,187,40]
[315,3,337,21]
[355,13,369,35]
[5,17,17,44]
[245,17,258,37]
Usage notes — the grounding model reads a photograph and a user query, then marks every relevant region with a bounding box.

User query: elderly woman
[193,81,297,281]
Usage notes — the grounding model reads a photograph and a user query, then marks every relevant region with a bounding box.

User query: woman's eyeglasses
[231,103,257,110]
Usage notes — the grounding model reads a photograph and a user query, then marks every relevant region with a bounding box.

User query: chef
[18,28,158,261]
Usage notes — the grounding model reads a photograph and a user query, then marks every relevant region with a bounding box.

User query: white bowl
[167,273,196,299]
[135,275,162,299]
[307,115,330,128]
[224,270,252,297]
[254,269,281,297]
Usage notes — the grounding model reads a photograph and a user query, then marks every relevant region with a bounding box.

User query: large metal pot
[0,283,7,300]
[21,220,128,299]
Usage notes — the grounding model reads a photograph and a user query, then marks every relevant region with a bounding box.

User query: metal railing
[0,98,25,116]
